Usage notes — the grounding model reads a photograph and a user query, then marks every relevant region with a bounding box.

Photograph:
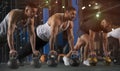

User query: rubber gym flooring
[0,62,120,71]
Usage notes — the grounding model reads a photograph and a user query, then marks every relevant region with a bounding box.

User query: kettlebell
[89,54,98,66]
[103,56,111,66]
[7,53,19,69]
[47,51,58,67]
[31,53,41,68]
[40,54,46,63]
[69,51,80,66]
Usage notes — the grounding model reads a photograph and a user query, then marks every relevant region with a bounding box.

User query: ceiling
[82,0,120,25]
[0,0,120,25]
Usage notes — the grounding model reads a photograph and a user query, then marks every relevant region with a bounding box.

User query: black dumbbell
[69,51,80,66]
[7,53,19,69]
[47,51,58,67]
[31,53,41,68]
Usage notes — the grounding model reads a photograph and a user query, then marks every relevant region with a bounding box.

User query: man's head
[65,6,76,21]
[25,2,38,18]
[100,18,112,32]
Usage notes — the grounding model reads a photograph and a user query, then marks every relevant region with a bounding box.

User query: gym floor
[0,62,120,71]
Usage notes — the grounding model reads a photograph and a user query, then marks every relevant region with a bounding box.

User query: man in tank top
[107,27,120,65]
[17,7,77,65]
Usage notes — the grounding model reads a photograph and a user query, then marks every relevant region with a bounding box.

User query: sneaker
[63,56,70,66]
[83,59,90,66]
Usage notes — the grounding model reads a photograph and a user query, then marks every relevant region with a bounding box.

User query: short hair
[66,6,76,11]
[25,2,38,8]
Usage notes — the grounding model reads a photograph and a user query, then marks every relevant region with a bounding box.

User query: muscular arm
[102,32,108,56]
[67,21,74,51]
[49,20,59,51]
[27,18,36,52]
[89,30,95,52]
[7,18,16,50]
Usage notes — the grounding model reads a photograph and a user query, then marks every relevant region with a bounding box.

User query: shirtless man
[17,7,76,64]
[0,2,39,56]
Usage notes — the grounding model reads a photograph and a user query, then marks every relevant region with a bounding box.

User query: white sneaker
[63,56,70,66]
[83,59,90,66]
